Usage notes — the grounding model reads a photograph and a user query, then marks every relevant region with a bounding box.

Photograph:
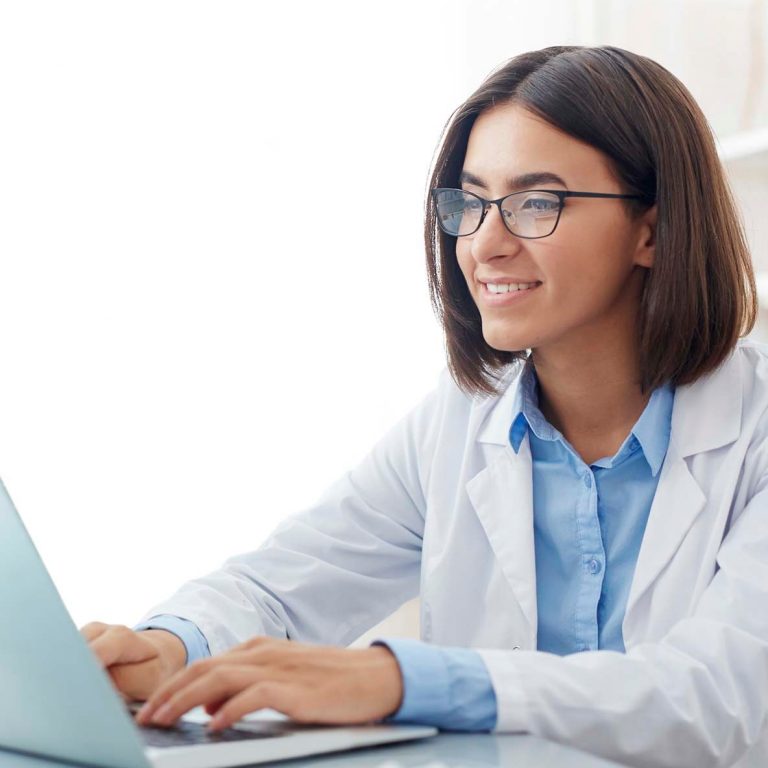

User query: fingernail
[207,716,223,731]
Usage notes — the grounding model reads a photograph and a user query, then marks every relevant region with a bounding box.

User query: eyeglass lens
[434,189,562,238]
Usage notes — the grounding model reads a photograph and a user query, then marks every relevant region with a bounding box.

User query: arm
[133,369,449,657]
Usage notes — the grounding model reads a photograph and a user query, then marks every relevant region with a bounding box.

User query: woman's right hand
[80,622,188,703]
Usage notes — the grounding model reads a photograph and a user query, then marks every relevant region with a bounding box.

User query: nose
[469,201,524,262]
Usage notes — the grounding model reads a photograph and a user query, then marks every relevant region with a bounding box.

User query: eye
[520,196,560,213]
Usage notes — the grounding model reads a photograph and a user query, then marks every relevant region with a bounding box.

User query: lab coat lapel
[622,447,706,627]
[467,363,538,643]
[624,348,743,628]
[466,440,537,641]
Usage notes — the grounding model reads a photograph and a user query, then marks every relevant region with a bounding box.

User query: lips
[479,278,542,286]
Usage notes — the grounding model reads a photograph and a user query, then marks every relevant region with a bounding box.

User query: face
[454,102,656,358]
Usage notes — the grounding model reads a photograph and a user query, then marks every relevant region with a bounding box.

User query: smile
[479,281,542,306]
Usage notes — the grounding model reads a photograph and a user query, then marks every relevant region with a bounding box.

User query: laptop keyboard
[139,720,287,748]
[124,701,287,748]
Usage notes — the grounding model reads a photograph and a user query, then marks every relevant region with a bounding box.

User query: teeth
[485,282,539,293]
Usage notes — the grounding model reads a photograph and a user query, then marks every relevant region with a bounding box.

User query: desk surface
[0,732,627,768]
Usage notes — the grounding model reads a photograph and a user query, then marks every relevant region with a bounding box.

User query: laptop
[0,477,438,768]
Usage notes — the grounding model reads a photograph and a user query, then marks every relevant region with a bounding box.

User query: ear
[633,203,657,269]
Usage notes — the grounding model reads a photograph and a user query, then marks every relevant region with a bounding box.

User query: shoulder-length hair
[424,45,757,399]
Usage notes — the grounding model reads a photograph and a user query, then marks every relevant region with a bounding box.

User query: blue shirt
[133,358,675,731]
[510,358,675,654]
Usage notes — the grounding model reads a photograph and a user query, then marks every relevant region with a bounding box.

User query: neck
[530,320,651,459]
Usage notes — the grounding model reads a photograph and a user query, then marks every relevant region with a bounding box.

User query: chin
[478,319,527,351]
[482,333,532,354]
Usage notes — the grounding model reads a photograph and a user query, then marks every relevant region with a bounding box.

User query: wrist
[140,629,188,674]
[366,644,404,718]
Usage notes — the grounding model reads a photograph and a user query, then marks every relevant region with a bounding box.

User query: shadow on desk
[0,732,628,768]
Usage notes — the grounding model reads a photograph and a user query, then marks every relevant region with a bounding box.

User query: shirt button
[588,557,602,575]
[583,472,592,488]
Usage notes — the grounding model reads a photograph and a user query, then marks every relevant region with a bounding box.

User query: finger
[203,696,229,716]
[144,665,262,728]
[79,622,110,642]
[140,643,281,720]
[135,661,210,723]
[138,659,248,723]
[207,682,299,732]
[137,642,294,724]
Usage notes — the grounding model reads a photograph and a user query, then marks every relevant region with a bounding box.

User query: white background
[0,1,463,628]
[1,0,766,636]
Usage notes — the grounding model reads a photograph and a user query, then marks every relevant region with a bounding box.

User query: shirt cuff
[132,614,212,666]
[371,637,497,731]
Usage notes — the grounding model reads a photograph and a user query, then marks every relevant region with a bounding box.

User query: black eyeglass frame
[431,187,649,239]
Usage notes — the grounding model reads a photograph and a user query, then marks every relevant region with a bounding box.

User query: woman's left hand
[133,636,404,732]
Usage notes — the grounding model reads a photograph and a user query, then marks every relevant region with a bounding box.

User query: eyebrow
[458,169,568,190]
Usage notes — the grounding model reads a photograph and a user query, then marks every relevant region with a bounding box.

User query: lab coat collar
[475,346,742,458]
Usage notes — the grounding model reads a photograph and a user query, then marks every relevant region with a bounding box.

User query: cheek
[455,244,473,282]
[454,223,632,316]
[545,218,635,299]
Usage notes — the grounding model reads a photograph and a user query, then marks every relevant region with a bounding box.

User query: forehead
[462,103,616,190]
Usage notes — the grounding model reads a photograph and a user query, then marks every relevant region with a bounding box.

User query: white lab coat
[137,337,768,768]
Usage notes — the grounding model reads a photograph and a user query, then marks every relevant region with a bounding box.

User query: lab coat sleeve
[475,471,768,768]
[133,368,450,658]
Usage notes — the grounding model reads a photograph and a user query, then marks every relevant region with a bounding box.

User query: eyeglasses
[431,187,647,239]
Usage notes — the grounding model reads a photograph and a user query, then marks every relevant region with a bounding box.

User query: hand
[134,636,404,732]
[80,622,187,702]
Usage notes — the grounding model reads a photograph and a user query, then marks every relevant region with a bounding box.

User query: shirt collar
[631,380,675,476]
[508,357,675,476]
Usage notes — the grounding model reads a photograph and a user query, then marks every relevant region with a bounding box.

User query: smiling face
[455,102,656,360]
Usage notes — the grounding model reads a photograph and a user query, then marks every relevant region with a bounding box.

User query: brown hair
[424,45,757,398]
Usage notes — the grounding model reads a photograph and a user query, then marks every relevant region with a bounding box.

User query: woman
[82,45,768,768]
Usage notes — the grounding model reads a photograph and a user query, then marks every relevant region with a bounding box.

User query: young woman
[82,45,768,768]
